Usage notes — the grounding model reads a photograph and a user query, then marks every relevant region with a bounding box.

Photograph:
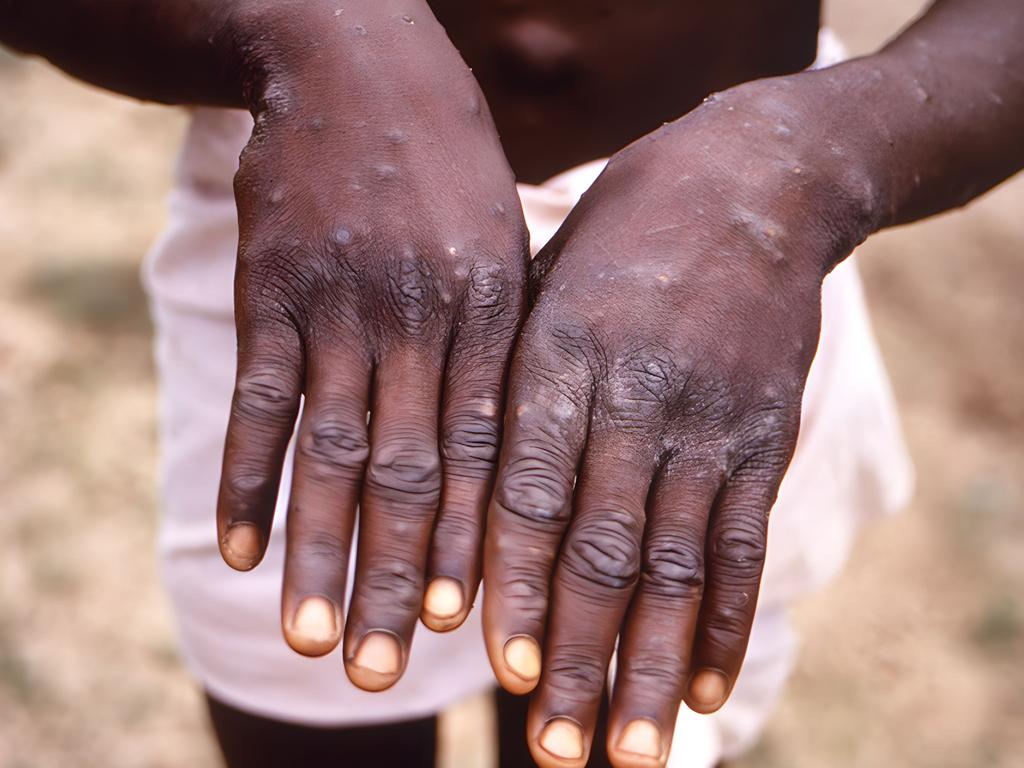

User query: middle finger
[343,347,443,691]
[527,433,654,768]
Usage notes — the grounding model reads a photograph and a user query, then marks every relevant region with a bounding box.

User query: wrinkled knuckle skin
[383,251,440,336]
[601,350,678,429]
[643,533,706,599]
[237,248,318,318]
[701,612,753,659]
[443,413,500,470]
[498,564,552,625]
[237,240,368,343]
[712,524,767,583]
[563,513,642,591]
[519,361,592,413]
[358,560,423,614]
[291,528,350,566]
[546,645,611,700]
[547,321,607,379]
[465,264,518,324]
[674,370,738,433]
[233,369,297,427]
[222,467,278,510]
[622,346,678,400]
[496,455,572,528]
[365,442,442,510]
[297,420,370,482]
[620,652,687,697]
[430,513,479,557]
[730,399,801,468]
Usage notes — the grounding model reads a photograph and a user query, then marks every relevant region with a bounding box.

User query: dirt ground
[1,2,1021,767]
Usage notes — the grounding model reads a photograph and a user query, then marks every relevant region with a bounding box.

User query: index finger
[684,464,782,715]
[216,316,303,571]
[483,333,593,695]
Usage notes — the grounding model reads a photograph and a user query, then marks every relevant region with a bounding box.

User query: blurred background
[0,1,1021,766]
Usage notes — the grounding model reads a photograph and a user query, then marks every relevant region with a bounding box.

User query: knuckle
[729,398,800,466]
[238,243,365,340]
[222,467,278,508]
[383,249,439,336]
[675,370,738,432]
[430,511,479,554]
[702,610,752,657]
[512,331,597,416]
[734,450,790,483]
[291,528,349,565]
[297,419,369,481]
[359,560,423,612]
[443,411,500,470]
[619,348,678,404]
[465,264,517,322]
[498,567,552,625]
[711,523,767,580]
[544,320,604,377]
[563,513,642,590]
[546,644,610,700]
[366,442,442,508]
[496,454,572,528]
[643,533,706,599]
[233,368,298,425]
[598,351,677,430]
[238,246,318,307]
[620,652,687,697]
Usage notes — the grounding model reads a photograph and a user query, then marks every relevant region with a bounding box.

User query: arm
[735,0,1024,254]
[4,0,530,691]
[0,0,249,106]
[845,0,1024,229]
[481,2,1022,767]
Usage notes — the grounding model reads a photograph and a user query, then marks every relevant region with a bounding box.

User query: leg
[206,693,438,768]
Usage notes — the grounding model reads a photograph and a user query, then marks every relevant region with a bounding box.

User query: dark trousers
[206,688,614,768]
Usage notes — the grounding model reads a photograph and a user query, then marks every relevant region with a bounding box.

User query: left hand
[482,80,874,767]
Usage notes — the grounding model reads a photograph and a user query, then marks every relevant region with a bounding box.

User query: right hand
[215,1,528,692]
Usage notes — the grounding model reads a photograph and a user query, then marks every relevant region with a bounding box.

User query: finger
[424,265,522,632]
[343,349,444,692]
[527,436,652,768]
[280,345,371,657]
[607,464,722,768]
[685,464,783,715]
[217,317,303,571]
[483,337,592,696]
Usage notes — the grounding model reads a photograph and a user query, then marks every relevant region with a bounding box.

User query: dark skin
[3,1,1022,766]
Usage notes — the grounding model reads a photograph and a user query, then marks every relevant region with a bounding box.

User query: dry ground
[1,2,1021,766]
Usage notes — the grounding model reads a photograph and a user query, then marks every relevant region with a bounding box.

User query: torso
[429,0,821,181]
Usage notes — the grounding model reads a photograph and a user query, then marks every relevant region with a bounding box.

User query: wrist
[647,62,902,277]
[226,0,459,117]
[726,67,898,273]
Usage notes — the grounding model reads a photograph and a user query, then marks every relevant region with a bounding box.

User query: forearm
[0,0,252,105]
[669,0,1023,274]
[840,0,1024,230]
[0,0,443,109]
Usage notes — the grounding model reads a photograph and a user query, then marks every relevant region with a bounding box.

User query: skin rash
[3,1,1023,766]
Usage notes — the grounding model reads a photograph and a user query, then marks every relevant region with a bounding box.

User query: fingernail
[503,635,542,682]
[347,631,403,691]
[539,718,584,761]
[354,631,401,674]
[689,669,729,711]
[423,577,464,623]
[221,523,263,570]
[617,719,663,759]
[286,597,339,656]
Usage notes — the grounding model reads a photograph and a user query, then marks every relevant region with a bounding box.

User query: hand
[215,1,528,691]
[482,80,873,766]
